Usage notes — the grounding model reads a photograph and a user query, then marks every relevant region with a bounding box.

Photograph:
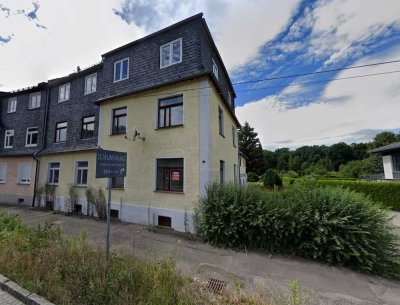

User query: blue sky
[1,0,400,149]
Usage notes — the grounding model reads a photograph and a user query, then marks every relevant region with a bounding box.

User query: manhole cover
[206,278,227,294]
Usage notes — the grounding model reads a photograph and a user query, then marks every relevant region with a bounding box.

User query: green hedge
[195,183,400,278]
[310,180,400,211]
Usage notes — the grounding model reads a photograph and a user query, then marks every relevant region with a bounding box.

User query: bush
[247,172,259,182]
[94,187,107,219]
[263,169,282,189]
[65,185,79,214]
[313,180,400,211]
[196,183,400,278]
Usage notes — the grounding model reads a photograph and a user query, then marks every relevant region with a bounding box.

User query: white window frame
[47,162,60,185]
[4,129,14,148]
[7,97,17,113]
[25,127,39,147]
[160,38,182,68]
[212,58,219,80]
[17,163,32,185]
[113,58,129,83]
[58,83,70,103]
[75,161,88,186]
[84,73,97,94]
[0,163,7,183]
[29,92,41,109]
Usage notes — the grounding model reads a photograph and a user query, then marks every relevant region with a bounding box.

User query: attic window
[160,38,182,68]
[212,58,219,80]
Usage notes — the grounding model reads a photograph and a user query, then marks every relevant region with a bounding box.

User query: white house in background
[370,142,400,180]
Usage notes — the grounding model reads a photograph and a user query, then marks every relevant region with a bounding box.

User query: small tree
[44,184,56,210]
[263,169,282,190]
[94,187,107,220]
[35,184,45,207]
[65,184,79,214]
[85,186,96,216]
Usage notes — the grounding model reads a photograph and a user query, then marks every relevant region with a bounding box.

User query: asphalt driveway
[1,204,400,305]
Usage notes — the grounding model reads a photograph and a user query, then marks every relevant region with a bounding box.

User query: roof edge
[102,13,204,57]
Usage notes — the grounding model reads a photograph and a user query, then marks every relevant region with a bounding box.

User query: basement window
[158,216,172,227]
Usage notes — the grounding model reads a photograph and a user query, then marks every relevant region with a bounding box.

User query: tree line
[238,121,400,180]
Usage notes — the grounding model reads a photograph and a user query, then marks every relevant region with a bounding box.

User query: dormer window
[7,98,17,113]
[114,58,129,82]
[212,58,219,80]
[58,83,70,102]
[160,38,182,68]
[29,93,41,109]
[85,73,97,94]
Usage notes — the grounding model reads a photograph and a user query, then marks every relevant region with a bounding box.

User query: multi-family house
[0,83,47,204]
[1,13,242,232]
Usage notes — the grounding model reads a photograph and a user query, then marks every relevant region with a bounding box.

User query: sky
[1,0,400,150]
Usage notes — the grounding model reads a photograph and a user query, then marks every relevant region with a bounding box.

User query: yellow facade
[209,86,239,183]
[36,78,239,231]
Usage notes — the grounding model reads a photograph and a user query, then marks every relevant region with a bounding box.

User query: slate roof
[369,142,400,154]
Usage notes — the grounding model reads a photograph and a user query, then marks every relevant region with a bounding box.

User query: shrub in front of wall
[196,183,400,278]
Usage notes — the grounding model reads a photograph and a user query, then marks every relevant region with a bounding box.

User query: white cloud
[0,0,299,90]
[236,45,400,150]
[0,0,138,90]
[303,0,400,65]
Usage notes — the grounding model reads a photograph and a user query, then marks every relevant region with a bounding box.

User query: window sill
[113,77,129,83]
[47,183,59,186]
[160,61,182,69]
[17,182,31,185]
[4,147,13,149]
[28,107,40,110]
[84,91,96,95]
[25,145,38,148]
[156,124,184,130]
[54,141,67,144]
[154,190,184,194]
[58,100,69,103]
[110,132,126,136]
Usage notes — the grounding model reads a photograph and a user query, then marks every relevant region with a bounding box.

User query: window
[218,107,224,136]
[112,107,127,135]
[48,162,60,184]
[228,91,234,108]
[85,73,97,94]
[220,160,225,184]
[212,58,219,80]
[160,38,182,68]
[111,176,124,189]
[0,164,7,183]
[81,116,95,139]
[29,93,41,109]
[18,164,32,184]
[55,122,67,143]
[7,98,17,113]
[156,158,184,192]
[234,164,238,184]
[75,161,88,186]
[393,153,400,172]
[158,95,183,128]
[114,58,129,82]
[4,130,14,148]
[26,127,38,147]
[59,83,70,102]
[232,126,237,147]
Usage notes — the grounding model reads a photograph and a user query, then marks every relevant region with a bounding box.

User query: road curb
[0,274,54,305]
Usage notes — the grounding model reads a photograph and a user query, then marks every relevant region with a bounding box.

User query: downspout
[32,85,50,207]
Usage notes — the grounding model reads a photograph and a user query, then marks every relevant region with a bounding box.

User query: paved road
[1,204,400,305]
[0,290,23,305]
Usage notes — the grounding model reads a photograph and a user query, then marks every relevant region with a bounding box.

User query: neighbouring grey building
[370,142,400,180]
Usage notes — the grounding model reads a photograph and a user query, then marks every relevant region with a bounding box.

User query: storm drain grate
[206,278,227,294]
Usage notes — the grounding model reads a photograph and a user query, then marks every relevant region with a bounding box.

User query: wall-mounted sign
[96,149,127,178]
